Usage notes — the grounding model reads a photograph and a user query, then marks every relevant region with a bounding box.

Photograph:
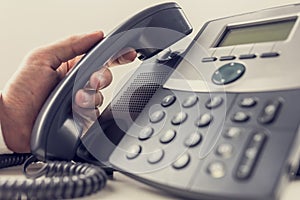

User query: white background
[0,1,300,200]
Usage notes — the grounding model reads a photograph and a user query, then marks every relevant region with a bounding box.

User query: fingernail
[96,70,107,89]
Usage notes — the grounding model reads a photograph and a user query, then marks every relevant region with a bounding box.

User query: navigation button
[212,62,246,85]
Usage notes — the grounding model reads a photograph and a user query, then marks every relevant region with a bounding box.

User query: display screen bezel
[214,17,297,47]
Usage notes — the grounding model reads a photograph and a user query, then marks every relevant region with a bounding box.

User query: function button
[150,110,165,123]
[240,97,257,108]
[224,127,241,139]
[138,127,154,141]
[232,112,250,123]
[212,62,246,85]
[219,55,236,61]
[161,95,176,107]
[235,132,267,180]
[126,145,142,160]
[195,113,213,127]
[182,95,199,108]
[172,153,191,169]
[147,149,165,164]
[260,52,280,58]
[257,99,282,124]
[216,143,233,159]
[171,112,188,125]
[239,54,257,60]
[202,57,217,63]
[184,132,202,148]
[206,96,223,109]
[156,49,179,63]
[207,161,226,179]
[160,129,176,144]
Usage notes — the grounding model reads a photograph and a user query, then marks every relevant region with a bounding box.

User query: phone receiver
[31,2,192,161]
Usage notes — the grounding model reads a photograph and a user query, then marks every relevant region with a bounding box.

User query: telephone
[30,2,300,200]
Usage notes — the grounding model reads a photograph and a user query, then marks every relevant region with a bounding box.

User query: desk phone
[31,2,300,200]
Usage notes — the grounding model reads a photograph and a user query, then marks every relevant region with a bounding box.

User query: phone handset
[31,2,192,161]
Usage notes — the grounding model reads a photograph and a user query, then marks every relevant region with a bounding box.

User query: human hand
[0,31,136,153]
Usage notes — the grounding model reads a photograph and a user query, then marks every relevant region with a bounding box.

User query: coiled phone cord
[0,153,107,200]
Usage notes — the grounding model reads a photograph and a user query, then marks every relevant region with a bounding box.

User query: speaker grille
[112,72,168,113]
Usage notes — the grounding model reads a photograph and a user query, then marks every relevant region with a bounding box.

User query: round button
[171,112,188,125]
[182,95,199,108]
[232,112,250,122]
[126,145,142,160]
[184,132,202,148]
[195,113,213,127]
[216,143,233,159]
[224,127,241,139]
[206,96,223,109]
[172,153,191,169]
[150,110,165,123]
[212,62,246,85]
[160,129,176,144]
[161,95,176,107]
[207,161,226,178]
[147,149,164,164]
[240,97,257,108]
[138,127,154,141]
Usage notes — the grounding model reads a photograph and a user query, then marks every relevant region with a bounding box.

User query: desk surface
[0,166,299,200]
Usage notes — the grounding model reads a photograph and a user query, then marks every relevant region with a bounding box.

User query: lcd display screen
[216,18,297,47]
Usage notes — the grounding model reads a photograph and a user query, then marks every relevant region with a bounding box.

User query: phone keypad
[109,88,300,197]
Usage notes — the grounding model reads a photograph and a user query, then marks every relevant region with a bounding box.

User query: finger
[75,89,103,109]
[73,104,100,122]
[107,49,137,67]
[89,67,113,90]
[34,31,104,70]
[56,55,84,79]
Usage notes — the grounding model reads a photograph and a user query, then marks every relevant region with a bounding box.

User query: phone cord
[0,153,107,200]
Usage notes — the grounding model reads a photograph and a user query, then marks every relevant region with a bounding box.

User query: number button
[138,127,154,141]
[161,95,176,107]
[147,149,165,164]
[195,113,213,127]
[173,153,191,169]
[207,161,226,178]
[206,96,223,109]
[160,129,176,144]
[126,145,142,160]
[171,112,188,125]
[232,112,250,123]
[150,110,165,123]
[224,127,241,139]
[240,97,257,108]
[182,95,198,108]
[184,132,202,148]
[216,143,233,159]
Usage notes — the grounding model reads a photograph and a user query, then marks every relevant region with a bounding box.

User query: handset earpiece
[31,2,192,161]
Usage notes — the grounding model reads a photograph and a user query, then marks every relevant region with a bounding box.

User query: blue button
[212,62,246,85]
